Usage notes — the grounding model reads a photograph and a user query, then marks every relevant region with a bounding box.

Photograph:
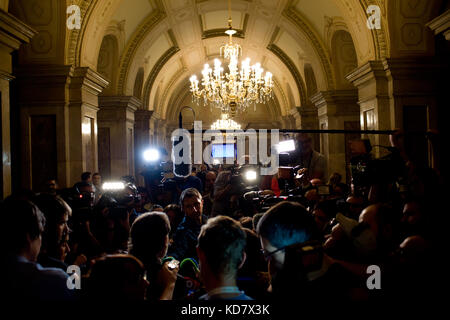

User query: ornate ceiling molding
[267,43,307,107]
[142,45,180,110]
[116,2,166,95]
[199,13,249,39]
[282,6,335,90]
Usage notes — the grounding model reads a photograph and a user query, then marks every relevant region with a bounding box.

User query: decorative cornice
[135,109,154,121]
[267,43,307,107]
[426,9,450,40]
[282,6,335,90]
[0,70,14,81]
[71,67,110,95]
[99,95,142,111]
[116,5,167,94]
[142,45,180,109]
[0,9,36,50]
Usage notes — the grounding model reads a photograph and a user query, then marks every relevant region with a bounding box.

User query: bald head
[205,171,217,192]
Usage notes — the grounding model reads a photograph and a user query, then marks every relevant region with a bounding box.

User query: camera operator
[291,133,327,183]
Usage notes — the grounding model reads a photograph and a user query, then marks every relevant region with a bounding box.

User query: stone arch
[331,30,358,89]
[133,67,144,100]
[97,34,119,96]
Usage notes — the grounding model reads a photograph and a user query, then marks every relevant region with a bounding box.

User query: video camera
[350,139,405,186]
[229,164,261,194]
[101,181,141,207]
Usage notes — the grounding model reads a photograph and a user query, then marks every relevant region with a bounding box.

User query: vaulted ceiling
[79,0,389,128]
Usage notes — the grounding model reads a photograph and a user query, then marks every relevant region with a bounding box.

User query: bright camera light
[143,148,160,162]
[245,170,257,181]
[102,182,125,190]
[276,139,296,153]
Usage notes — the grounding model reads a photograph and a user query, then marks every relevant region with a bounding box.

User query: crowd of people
[0,132,442,304]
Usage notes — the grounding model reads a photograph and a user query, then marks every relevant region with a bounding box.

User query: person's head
[129,212,171,266]
[87,254,148,300]
[43,179,57,195]
[402,201,423,227]
[197,216,246,284]
[92,173,101,187]
[180,188,203,221]
[150,204,164,212]
[358,203,401,253]
[239,228,266,276]
[163,204,184,232]
[34,194,72,261]
[205,171,217,192]
[81,172,92,183]
[328,172,342,186]
[74,181,95,208]
[295,133,313,155]
[346,195,365,219]
[1,198,46,261]
[257,201,316,271]
[312,200,336,233]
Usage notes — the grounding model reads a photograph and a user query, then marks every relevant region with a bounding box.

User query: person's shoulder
[36,263,69,280]
[230,293,253,300]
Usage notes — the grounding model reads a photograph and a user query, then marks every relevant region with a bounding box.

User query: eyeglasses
[260,246,286,261]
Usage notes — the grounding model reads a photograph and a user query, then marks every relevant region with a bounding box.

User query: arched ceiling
[74,0,389,123]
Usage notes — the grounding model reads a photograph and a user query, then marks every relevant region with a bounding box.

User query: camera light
[102,182,125,190]
[276,139,296,153]
[245,170,257,181]
[143,148,160,162]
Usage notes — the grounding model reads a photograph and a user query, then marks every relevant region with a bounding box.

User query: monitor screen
[211,144,235,158]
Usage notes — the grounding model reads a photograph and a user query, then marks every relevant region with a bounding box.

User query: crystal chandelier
[189,0,273,116]
[211,113,241,130]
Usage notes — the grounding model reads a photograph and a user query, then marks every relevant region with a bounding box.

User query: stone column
[134,109,152,185]
[15,65,108,190]
[296,105,320,151]
[310,90,360,183]
[98,96,140,180]
[0,9,34,197]
[346,58,442,169]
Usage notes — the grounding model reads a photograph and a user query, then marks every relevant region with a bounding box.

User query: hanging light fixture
[189,0,274,117]
[211,113,241,130]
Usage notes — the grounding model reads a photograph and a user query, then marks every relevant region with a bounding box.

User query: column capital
[135,109,154,121]
[427,9,450,41]
[71,67,110,96]
[310,90,358,108]
[99,96,142,112]
[0,9,36,52]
